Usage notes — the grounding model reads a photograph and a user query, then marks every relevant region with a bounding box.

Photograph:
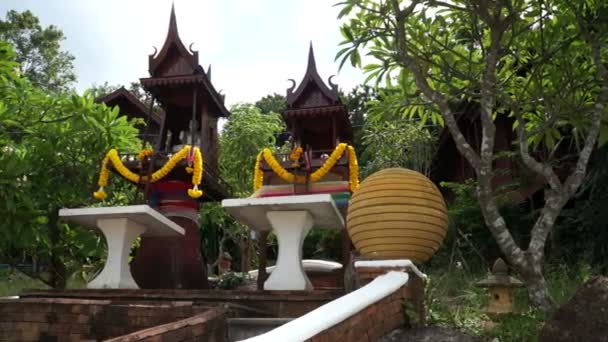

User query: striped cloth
[252,181,352,209]
[149,181,199,224]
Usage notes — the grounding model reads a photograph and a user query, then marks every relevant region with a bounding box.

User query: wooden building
[127,5,230,288]
[95,87,163,144]
[284,43,353,151]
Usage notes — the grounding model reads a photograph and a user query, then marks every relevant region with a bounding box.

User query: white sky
[0,0,366,107]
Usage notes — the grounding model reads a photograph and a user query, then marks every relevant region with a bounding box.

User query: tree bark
[521,262,554,312]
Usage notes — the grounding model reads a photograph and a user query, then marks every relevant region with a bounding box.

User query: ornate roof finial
[169,3,178,36]
[286,42,339,106]
[147,4,199,77]
[307,41,317,73]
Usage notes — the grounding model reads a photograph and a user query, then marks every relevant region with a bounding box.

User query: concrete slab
[59,205,184,237]
[221,194,344,232]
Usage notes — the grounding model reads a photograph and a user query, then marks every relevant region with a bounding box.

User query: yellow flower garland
[138,149,153,160]
[309,143,347,182]
[289,146,303,167]
[347,145,359,192]
[253,151,264,191]
[93,145,204,200]
[187,147,204,198]
[263,148,306,184]
[252,143,360,192]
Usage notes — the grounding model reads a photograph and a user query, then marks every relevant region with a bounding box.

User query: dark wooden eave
[95,86,164,125]
[286,42,340,107]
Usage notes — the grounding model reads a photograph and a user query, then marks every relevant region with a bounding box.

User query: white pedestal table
[59,205,184,289]
[222,194,344,291]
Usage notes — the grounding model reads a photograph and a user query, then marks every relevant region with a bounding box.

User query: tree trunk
[519,261,555,312]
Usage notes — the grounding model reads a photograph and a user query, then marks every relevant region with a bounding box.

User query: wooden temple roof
[95,86,164,125]
[286,43,341,109]
[140,4,229,118]
[284,43,352,142]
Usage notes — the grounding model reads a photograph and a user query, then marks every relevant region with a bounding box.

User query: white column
[264,211,313,291]
[88,218,146,289]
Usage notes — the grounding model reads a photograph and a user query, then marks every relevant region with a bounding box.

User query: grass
[0,267,87,297]
[422,262,597,341]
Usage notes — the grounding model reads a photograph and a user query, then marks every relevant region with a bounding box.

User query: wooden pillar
[257,231,269,291]
[332,116,337,145]
[191,87,198,145]
[200,101,210,163]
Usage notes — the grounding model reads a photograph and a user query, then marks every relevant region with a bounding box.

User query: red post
[131,180,208,289]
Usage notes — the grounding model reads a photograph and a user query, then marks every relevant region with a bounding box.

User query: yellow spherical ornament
[347,168,448,263]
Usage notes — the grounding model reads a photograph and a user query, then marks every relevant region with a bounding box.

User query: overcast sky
[0,0,366,107]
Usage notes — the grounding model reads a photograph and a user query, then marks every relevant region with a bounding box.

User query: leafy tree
[337,0,608,312]
[361,121,436,177]
[0,41,140,288]
[0,10,76,92]
[254,93,287,115]
[219,104,285,196]
[88,82,119,99]
[341,84,379,150]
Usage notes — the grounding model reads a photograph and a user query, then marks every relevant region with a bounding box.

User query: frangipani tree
[337,0,608,312]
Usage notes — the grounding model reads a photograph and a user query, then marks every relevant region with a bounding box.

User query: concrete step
[228,317,292,341]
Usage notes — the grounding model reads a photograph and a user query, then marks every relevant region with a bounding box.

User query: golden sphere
[347,168,448,263]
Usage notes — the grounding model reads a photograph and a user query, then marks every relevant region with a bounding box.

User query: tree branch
[389,0,481,170]
[511,104,562,190]
[528,19,608,256]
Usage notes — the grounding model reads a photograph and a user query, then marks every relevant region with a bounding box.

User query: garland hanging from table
[93,145,204,200]
[252,143,360,192]
[289,146,303,167]
[253,151,265,192]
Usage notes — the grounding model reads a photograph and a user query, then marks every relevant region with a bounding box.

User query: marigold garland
[252,143,360,192]
[309,143,347,182]
[289,146,303,167]
[138,149,153,160]
[253,151,264,191]
[347,145,359,192]
[93,145,204,200]
[263,148,306,184]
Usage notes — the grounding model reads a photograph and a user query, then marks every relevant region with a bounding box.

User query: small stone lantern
[477,258,523,316]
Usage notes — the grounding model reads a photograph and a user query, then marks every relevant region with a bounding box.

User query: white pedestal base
[221,194,344,291]
[59,205,185,289]
[264,211,313,291]
[88,218,145,289]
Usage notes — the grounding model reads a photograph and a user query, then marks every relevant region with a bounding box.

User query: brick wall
[106,308,227,342]
[20,288,341,318]
[306,285,410,342]
[0,298,215,341]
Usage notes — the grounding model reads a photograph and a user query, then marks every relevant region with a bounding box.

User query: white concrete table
[222,194,344,291]
[59,205,184,289]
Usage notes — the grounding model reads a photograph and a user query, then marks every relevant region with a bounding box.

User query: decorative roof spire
[307,41,317,73]
[168,3,178,36]
[147,4,198,77]
[286,42,339,106]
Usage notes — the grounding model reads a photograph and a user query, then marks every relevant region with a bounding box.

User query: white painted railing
[239,271,409,342]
